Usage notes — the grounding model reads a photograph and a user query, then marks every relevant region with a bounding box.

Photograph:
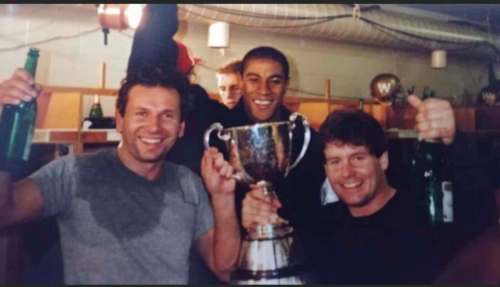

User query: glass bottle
[411,139,454,225]
[0,48,40,175]
[88,95,104,118]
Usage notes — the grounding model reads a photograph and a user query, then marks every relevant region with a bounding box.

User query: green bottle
[0,48,40,175]
[89,95,103,118]
[411,139,453,225]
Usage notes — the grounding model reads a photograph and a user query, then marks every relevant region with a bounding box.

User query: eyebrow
[244,72,285,79]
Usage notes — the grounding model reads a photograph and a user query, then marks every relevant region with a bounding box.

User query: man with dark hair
[0,66,240,284]
[127,6,325,233]
[127,4,231,179]
[230,46,291,123]
[222,46,326,238]
[238,95,467,282]
[311,109,435,283]
[216,60,242,109]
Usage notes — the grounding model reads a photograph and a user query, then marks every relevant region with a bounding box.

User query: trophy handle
[204,122,230,149]
[286,112,311,176]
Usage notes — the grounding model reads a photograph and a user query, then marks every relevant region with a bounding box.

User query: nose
[147,116,161,132]
[257,80,270,95]
[339,162,354,178]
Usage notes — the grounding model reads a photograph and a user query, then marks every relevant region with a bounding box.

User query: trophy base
[230,264,311,285]
[232,223,310,285]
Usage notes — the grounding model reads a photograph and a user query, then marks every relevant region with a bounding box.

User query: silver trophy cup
[204,112,311,284]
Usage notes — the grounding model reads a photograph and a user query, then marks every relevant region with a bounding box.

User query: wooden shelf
[33,129,121,153]
[33,129,121,144]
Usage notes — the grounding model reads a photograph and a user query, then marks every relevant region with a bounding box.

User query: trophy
[204,112,311,284]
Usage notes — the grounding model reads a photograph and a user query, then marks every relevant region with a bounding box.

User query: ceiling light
[431,49,447,69]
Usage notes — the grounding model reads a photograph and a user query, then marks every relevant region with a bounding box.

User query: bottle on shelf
[88,95,104,119]
[0,47,40,176]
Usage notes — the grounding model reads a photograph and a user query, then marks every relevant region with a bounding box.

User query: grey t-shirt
[29,149,214,284]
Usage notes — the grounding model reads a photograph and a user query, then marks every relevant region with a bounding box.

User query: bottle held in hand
[411,139,454,225]
[0,48,40,175]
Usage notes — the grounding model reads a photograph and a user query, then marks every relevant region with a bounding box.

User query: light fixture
[208,21,230,55]
[97,4,128,30]
[97,4,145,45]
[124,4,146,29]
[431,49,447,69]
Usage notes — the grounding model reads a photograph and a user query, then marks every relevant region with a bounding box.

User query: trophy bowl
[204,112,310,186]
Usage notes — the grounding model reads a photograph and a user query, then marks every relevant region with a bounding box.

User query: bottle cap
[28,48,40,57]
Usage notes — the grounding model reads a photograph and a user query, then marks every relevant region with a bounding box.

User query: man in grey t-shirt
[0,66,240,284]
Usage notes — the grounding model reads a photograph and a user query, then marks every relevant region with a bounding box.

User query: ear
[115,110,123,133]
[379,151,389,171]
[178,120,185,138]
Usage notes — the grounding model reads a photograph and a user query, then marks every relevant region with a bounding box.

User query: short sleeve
[29,154,77,217]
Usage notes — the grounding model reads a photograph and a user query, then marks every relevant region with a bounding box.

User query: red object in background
[175,41,194,75]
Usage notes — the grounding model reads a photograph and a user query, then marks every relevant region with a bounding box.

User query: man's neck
[349,185,397,217]
[243,105,283,123]
[116,146,164,181]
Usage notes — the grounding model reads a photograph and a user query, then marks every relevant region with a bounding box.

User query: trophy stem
[231,180,310,284]
[254,180,283,238]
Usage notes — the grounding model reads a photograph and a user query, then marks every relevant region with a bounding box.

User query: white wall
[0,4,490,116]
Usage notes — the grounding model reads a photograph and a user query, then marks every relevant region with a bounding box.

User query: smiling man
[228,46,292,125]
[239,101,461,283]
[0,66,240,284]
[220,46,326,241]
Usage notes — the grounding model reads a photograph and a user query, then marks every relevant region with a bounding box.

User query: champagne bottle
[411,139,454,225]
[88,95,104,118]
[0,48,40,175]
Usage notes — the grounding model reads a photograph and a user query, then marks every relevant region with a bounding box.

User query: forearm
[211,193,241,272]
[127,4,179,75]
[0,171,14,229]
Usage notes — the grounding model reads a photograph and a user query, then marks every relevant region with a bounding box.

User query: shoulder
[74,148,116,167]
[164,162,207,204]
[166,161,198,179]
[34,153,78,175]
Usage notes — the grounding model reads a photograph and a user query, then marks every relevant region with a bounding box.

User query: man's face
[324,141,389,215]
[116,85,185,165]
[216,72,242,109]
[241,58,288,122]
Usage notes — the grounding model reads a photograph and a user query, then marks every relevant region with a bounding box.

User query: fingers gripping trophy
[204,112,311,284]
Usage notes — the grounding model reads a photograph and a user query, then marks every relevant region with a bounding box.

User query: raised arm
[407,95,456,145]
[0,69,45,229]
[127,4,179,76]
[197,147,240,281]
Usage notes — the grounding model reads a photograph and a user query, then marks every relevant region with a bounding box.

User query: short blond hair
[217,60,242,75]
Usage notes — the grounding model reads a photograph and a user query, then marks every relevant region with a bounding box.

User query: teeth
[254,99,271,105]
[343,182,361,189]
[141,138,161,144]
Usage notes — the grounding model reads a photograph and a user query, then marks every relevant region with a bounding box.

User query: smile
[253,99,272,106]
[343,181,362,189]
[140,137,163,144]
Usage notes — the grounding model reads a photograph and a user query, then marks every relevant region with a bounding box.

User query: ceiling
[398,4,500,32]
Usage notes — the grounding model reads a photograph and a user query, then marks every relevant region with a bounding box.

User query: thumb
[407,94,423,110]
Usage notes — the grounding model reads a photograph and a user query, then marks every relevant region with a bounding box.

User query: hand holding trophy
[204,112,311,284]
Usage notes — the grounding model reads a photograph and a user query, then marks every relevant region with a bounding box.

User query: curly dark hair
[116,66,190,120]
[241,46,289,81]
[319,109,387,158]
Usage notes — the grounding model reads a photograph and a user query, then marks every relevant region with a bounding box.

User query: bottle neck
[24,48,40,78]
